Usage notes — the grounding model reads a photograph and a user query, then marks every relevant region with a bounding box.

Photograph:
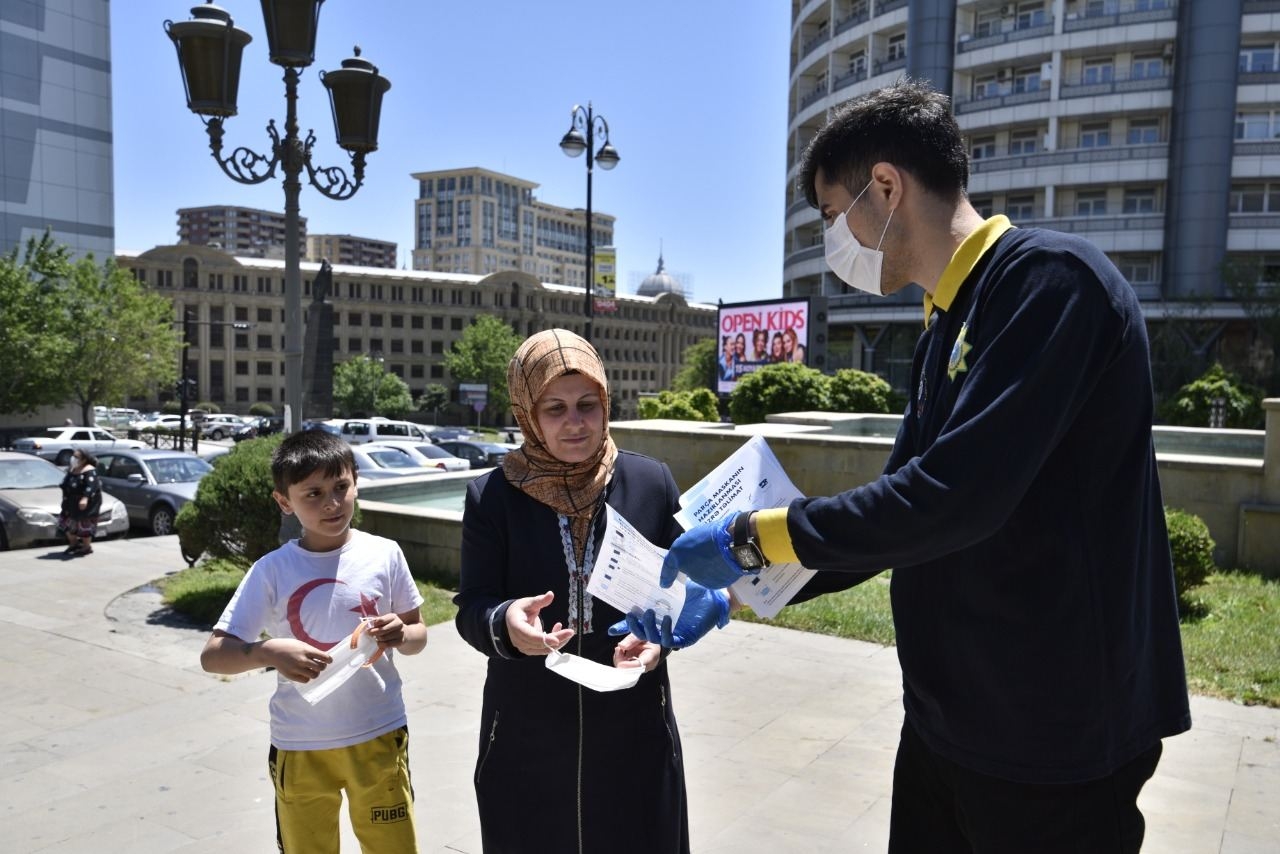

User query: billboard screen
[716,298,813,395]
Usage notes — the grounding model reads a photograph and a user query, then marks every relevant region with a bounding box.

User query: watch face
[732,543,764,570]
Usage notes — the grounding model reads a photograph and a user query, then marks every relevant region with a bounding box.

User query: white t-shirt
[215,529,425,751]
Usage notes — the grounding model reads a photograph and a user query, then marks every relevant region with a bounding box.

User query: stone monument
[302,259,336,420]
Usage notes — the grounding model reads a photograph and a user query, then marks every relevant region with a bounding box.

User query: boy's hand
[261,638,332,683]
[367,613,407,649]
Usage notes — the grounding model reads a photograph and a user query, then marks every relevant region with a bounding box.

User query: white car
[362,440,466,472]
[200,414,250,440]
[11,426,148,466]
[351,445,440,480]
[340,418,435,444]
[131,414,186,432]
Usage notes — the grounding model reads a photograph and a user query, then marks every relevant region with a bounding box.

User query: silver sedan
[96,449,213,536]
[0,452,130,549]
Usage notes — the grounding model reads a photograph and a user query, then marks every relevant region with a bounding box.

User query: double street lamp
[164,1,390,433]
[559,103,619,344]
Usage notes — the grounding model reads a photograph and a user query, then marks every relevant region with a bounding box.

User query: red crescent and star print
[285,579,381,651]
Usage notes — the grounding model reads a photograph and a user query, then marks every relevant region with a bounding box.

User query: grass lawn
[160,563,1280,708]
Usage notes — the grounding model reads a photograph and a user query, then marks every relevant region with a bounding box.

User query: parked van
[339,418,434,444]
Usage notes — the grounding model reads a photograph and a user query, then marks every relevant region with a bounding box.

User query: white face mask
[544,648,643,692]
[824,179,895,296]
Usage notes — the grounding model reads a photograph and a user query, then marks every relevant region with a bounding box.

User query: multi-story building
[0,0,113,258]
[785,0,1274,397]
[306,233,398,269]
[411,167,616,289]
[177,205,306,259]
[117,244,715,421]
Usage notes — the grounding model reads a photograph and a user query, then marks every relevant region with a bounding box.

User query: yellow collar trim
[923,215,1014,327]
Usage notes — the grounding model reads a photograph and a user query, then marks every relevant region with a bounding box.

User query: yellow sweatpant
[268,725,418,853]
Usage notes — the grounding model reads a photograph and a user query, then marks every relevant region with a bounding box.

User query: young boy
[201,430,427,852]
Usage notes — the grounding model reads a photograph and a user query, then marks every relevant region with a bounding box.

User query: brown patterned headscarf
[503,329,618,558]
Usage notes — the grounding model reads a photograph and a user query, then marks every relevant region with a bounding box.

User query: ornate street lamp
[164,2,390,433]
[559,103,619,344]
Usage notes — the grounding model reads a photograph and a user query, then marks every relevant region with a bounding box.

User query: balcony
[1060,70,1173,98]
[1018,213,1163,234]
[833,66,869,93]
[957,21,1053,53]
[873,56,907,77]
[834,9,869,36]
[1239,69,1280,86]
[799,24,831,63]
[954,86,1051,114]
[1064,0,1177,32]
[799,83,830,111]
[878,0,908,12]
[969,142,1170,174]
[784,244,826,269]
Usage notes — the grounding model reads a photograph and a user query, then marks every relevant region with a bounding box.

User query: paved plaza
[0,534,1276,852]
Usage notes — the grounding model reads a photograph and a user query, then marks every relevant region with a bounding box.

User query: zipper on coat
[476,709,499,783]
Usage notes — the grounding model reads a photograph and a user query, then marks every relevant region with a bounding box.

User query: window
[390,340,403,354]
[1015,2,1046,29]
[256,334,271,349]
[430,365,444,379]
[1075,191,1107,216]
[1080,122,1111,148]
[256,361,272,376]
[1131,55,1164,80]
[886,33,906,62]
[431,341,444,355]
[349,312,362,326]
[1083,59,1114,85]
[256,308,272,323]
[411,340,424,354]
[235,360,249,376]
[1012,66,1041,94]
[391,315,404,328]
[1116,255,1157,284]
[971,196,994,218]
[410,365,424,379]
[1007,195,1035,220]
[1240,45,1276,73]
[1229,183,1267,213]
[1235,111,1274,141]
[850,51,866,77]
[431,316,443,330]
[371,313,384,328]
[1122,188,1156,214]
[451,317,464,331]
[975,9,1002,37]
[971,136,996,160]
[1128,118,1160,144]
[348,337,362,352]
[234,333,249,349]
[1009,129,1039,155]
[973,75,1000,100]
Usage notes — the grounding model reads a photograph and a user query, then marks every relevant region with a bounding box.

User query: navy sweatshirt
[787,225,1191,783]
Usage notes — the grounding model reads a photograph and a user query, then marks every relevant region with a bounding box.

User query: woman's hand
[505,590,575,656]
[612,633,660,672]
[78,497,87,509]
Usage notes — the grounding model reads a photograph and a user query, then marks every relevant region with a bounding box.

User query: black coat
[60,468,102,520]
[455,450,690,854]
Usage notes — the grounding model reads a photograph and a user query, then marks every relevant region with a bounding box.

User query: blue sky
[111,2,792,305]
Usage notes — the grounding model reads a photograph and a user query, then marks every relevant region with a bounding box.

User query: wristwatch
[729,511,770,571]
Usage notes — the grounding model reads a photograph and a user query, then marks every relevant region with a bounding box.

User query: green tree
[827,368,893,413]
[332,354,412,417]
[728,362,831,425]
[0,234,77,414]
[637,388,720,421]
[1159,363,1264,429]
[671,337,717,393]
[0,234,182,424]
[176,435,285,564]
[417,383,450,423]
[443,314,523,422]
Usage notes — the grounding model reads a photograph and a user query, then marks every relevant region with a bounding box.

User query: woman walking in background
[58,449,101,555]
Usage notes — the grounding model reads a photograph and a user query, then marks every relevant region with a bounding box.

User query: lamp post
[176,310,250,452]
[559,102,619,344]
[165,1,390,434]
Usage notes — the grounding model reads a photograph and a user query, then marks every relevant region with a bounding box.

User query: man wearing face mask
[632,80,1191,853]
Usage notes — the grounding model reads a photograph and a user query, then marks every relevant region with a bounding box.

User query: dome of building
[637,251,682,297]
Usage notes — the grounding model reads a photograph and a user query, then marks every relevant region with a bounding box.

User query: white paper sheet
[675,435,815,618]
[586,504,686,621]
[295,620,386,705]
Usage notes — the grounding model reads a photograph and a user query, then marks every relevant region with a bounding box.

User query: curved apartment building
[785,0,1275,396]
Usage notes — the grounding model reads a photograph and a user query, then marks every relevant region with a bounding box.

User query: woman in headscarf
[455,329,708,854]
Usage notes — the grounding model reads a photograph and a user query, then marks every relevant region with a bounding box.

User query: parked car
[255,415,285,436]
[350,445,439,480]
[200,414,251,441]
[426,426,478,442]
[434,440,510,469]
[11,426,148,466]
[362,440,465,472]
[96,449,214,536]
[340,418,435,444]
[93,406,141,431]
[130,413,186,432]
[0,451,130,549]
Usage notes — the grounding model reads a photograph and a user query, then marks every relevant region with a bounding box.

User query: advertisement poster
[716,298,811,394]
[593,246,617,314]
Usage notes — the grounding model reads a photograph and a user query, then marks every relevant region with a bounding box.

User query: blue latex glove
[607,580,731,648]
[658,514,746,590]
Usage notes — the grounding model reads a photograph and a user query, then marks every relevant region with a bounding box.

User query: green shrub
[1165,507,1215,603]
[161,557,248,625]
[1159,363,1263,429]
[637,388,719,421]
[177,434,285,563]
[728,362,831,424]
[194,401,220,414]
[248,401,275,417]
[827,368,893,413]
